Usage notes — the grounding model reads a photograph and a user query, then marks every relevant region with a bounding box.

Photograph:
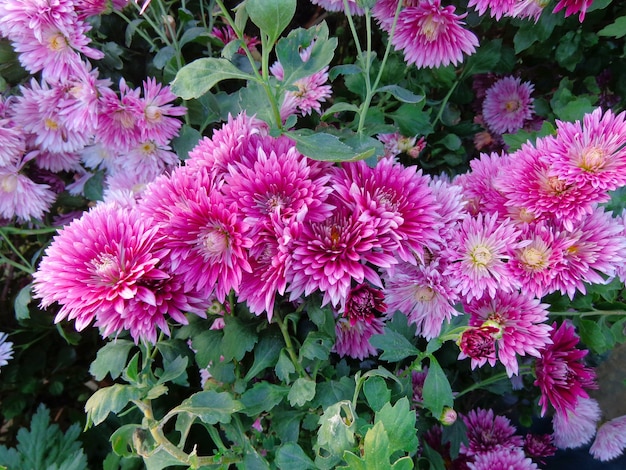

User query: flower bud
[439,407,457,426]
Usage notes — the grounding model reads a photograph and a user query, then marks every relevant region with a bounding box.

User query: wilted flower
[552,397,601,450]
[590,415,626,461]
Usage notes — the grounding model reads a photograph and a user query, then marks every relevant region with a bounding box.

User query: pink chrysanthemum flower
[74,0,111,19]
[0,119,25,166]
[96,80,144,153]
[309,0,364,15]
[384,260,460,339]
[443,213,522,302]
[377,132,425,159]
[466,0,517,20]
[463,291,552,376]
[511,0,548,22]
[523,433,557,465]
[550,207,626,299]
[0,162,56,222]
[552,397,601,450]
[386,0,479,69]
[80,142,121,173]
[590,415,626,461]
[333,292,385,360]
[454,152,511,217]
[288,204,396,308]
[429,177,467,244]
[333,157,441,264]
[553,0,593,21]
[0,0,76,42]
[122,140,179,181]
[160,187,253,303]
[468,448,538,470]
[482,76,534,135]
[139,78,186,145]
[548,108,626,192]
[32,203,193,343]
[212,22,261,53]
[461,408,524,456]
[0,332,14,368]
[223,145,333,239]
[30,149,82,172]
[534,321,597,417]
[497,137,608,230]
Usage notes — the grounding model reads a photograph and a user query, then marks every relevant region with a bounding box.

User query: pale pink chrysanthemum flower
[377,132,426,159]
[466,0,517,19]
[553,0,593,21]
[443,213,522,302]
[122,140,179,181]
[139,78,186,145]
[223,145,333,239]
[464,291,552,376]
[590,416,626,461]
[455,152,511,217]
[0,332,14,368]
[288,203,396,308]
[482,76,534,135]
[468,448,538,470]
[309,0,364,15]
[429,177,467,245]
[14,79,91,153]
[95,80,144,153]
[0,162,56,222]
[30,149,82,172]
[548,108,626,192]
[13,22,104,82]
[80,142,122,173]
[160,186,253,303]
[0,119,25,166]
[552,397,601,450]
[508,223,571,299]
[550,206,626,299]
[103,169,158,205]
[186,112,268,177]
[333,315,384,360]
[384,259,460,340]
[511,0,547,22]
[497,137,608,230]
[32,203,186,343]
[0,0,76,42]
[461,408,524,456]
[74,0,111,19]
[386,0,479,69]
[333,157,441,264]
[534,321,597,417]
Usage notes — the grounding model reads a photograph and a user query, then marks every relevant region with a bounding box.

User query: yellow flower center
[470,245,493,268]
[48,32,68,51]
[578,146,605,172]
[504,99,520,113]
[420,15,443,42]
[0,174,18,193]
[45,118,59,131]
[414,285,436,302]
[520,247,546,270]
[547,176,568,195]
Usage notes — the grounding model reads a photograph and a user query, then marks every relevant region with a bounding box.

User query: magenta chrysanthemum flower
[377,132,425,159]
[464,291,552,376]
[461,408,524,456]
[468,448,538,470]
[212,23,261,53]
[159,184,253,302]
[457,324,499,364]
[0,163,56,222]
[590,415,626,461]
[333,157,441,264]
[552,397,601,450]
[387,0,479,69]
[523,433,557,465]
[96,79,144,153]
[553,0,594,21]
[482,76,534,135]
[534,321,597,417]
[466,0,516,19]
[32,203,194,343]
[443,213,522,302]
[309,0,364,15]
[384,260,459,339]
[0,332,14,368]
[288,204,396,308]
[333,315,384,360]
[139,78,186,145]
[548,108,626,192]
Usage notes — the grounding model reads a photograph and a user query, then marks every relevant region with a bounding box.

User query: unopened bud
[439,407,457,426]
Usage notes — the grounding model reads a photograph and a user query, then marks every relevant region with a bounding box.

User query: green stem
[0,226,60,235]
[0,231,33,272]
[114,9,160,50]
[455,364,533,400]
[275,311,310,379]
[432,80,459,128]
[550,310,626,317]
[0,254,33,275]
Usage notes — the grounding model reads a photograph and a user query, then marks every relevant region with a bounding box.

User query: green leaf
[236,80,276,125]
[173,390,243,425]
[171,124,201,160]
[14,283,32,320]
[316,401,356,459]
[321,102,360,119]
[363,376,390,412]
[192,329,223,368]
[314,377,356,409]
[375,397,418,455]
[341,421,392,469]
[389,104,433,137]
[502,121,556,152]
[109,424,140,457]
[89,340,135,381]
[441,417,468,459]
[246,0,296,45]
[300,331,334,361]
[421,442,446,470]
[369,329,420,362]
[179,26,211,48]
[85,384,143,427]
[578,318,609,354]
[275,348,296,383]
[153,46,175,70]
[171,58,256,100]
[288,377,316,407]
[598,16,626,38]
[287,131,375,162]
[84,170,104,201]
[376,85,424,104]
[156,355,188,385]
[422,357,453,418]
[276,442,316,469]
[221,315,258,361]
[240,382,289,416]
[463,40,501,76]
[275,22,337,85]
[244,334,283,381]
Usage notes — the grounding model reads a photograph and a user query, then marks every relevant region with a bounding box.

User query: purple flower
[482,76,534,135]
[468,448,538,470]
[461,408,524,456]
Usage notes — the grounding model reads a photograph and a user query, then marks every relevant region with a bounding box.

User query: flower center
[140,141,157,155]
[114,109,136,129]
[48,32,69,51]
[144,105,162,123]
[0,174,18,193]
[470,245,493,268]
[45,118,59,131]
[414,285,436,302]
[518,207,535,223]
[504,99,521,113]
[202,228,229,257]
[578,146,605,172]
[547,176,568,195]
[420,14,443,42]
[92,253,120,283]
[520,247,546,270]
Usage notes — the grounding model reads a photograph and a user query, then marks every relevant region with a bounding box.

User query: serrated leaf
[192,329,224,369]
[598,16,626,38]
[287,131,375,162]
[300,331,333,361]
[171,58,256,100]
[174,390,243,425]
[244,334,283,381]
[375,397,418,455]
[14,283,32,320]
[288,377,316,407]
[246,0,296,45]
[377,85,424,104]
[171,124,201,160]
[422,357,453,418]
[275,349,296,383]
[363,376,390,412]
[89,340,135,381]
[276,442,316,469]
[578,318,609,354]
[316,401,356,458]
[240,382,289,416]
[84,170,104,201]
[441,417,468,459]
[85,384,143,427]
[362,421,392,468]
[221,315,258,361]
[157,355,188,384]
[369,329,419,362]
[313,377,356,409]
